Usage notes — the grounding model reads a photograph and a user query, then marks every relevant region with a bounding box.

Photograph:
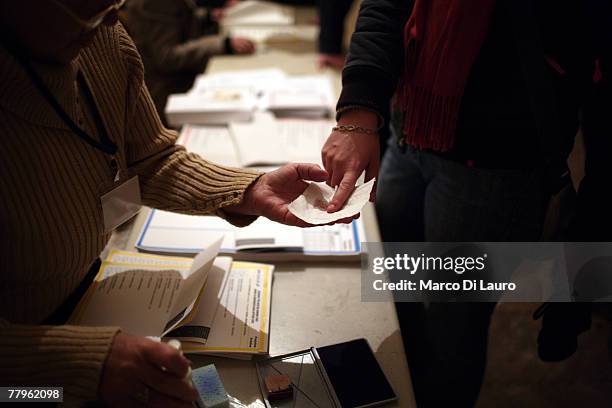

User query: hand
[321,108,380,212]
[230,37,255,54]
[99,333,198,407]
[318,53,345,70]
[226,163,355,227]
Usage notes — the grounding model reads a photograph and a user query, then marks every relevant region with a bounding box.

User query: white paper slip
[288,178,376,225]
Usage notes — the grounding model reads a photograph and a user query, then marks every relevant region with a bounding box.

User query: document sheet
[229,112,333,166]
[178,260,274,356]
[136,210,364,261]
[69,239,222,337]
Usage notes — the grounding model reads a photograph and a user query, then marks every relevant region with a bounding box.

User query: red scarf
[399,0,496,151]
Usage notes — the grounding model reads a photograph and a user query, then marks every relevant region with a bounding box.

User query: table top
[109,50,416,408]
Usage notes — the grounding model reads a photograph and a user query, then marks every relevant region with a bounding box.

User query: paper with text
[179,261,274,355]
[136,211,364,260]
[288,178,376,225]
[69,239,223,337]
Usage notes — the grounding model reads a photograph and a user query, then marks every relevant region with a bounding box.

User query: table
[111,50,416,408]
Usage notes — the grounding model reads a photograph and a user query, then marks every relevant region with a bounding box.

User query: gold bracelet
[332,124,377,135]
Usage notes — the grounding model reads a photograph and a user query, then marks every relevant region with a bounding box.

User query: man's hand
[321,109,380,212]
[230,37,255,54]
[99,333,198,407]
[226,163,355,227]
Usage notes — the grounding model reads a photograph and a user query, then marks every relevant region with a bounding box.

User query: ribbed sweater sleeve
[0,319,119,404]
[116,26,262,225]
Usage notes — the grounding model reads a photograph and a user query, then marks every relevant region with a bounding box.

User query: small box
[192,364,230,408]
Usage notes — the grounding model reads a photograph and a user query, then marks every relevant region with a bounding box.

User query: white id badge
[101,176,142,233]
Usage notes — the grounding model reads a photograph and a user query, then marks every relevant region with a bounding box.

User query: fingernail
[327,204,335,212]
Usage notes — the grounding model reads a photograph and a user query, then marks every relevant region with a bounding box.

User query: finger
[294,163,328,183]
[148,388,194,408]
[327,172,359,212]
[329,169,343,188]
[325,164,334,187]
[321,147,334,186]
[139,361,199,402]
[282,211,314,228]
[141,341,191,378]
[365,155,379,202]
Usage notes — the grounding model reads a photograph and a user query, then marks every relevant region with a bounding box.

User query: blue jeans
[376,138,550,406]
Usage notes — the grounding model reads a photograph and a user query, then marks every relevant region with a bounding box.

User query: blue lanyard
[18,56,119,158]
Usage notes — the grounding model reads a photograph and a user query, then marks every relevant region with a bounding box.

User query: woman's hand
[227,163,355,227]
[321,109,380,212]
[99,333,198,407]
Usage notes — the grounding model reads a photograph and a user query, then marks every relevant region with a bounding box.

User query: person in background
[318,0,353,70]
[321,0,611,406]
[123,0,255,124]
[0,0,351,405]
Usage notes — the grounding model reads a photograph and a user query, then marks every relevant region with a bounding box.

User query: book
[179,113,332,168]
[228,112,333,167]
[136,210,365,262]
[69,240,274,358]
[69,238,223,337]
[167,260,274,359]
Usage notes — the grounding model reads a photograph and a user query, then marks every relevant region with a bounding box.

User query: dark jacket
[337,0,612,238]
[318,0,354,54]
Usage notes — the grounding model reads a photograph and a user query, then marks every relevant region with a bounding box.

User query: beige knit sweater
[0,24,260,403]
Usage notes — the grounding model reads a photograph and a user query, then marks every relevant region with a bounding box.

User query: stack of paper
[167,70,334,125]
[136,210,365,262]
[165,88,255,127]
[265,76,335,118]
[222,1,294,27]
[228,25,318,45]
[191,69,286,99]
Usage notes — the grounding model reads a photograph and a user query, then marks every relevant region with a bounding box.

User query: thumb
[294,163,329,183]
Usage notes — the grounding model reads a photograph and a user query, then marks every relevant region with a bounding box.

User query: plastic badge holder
[255,339,397,408]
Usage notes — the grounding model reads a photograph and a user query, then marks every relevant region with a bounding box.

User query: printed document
[169,260,274,356]
[69,239,223,337]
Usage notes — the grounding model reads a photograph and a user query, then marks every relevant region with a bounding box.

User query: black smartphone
[314,338,397,408]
